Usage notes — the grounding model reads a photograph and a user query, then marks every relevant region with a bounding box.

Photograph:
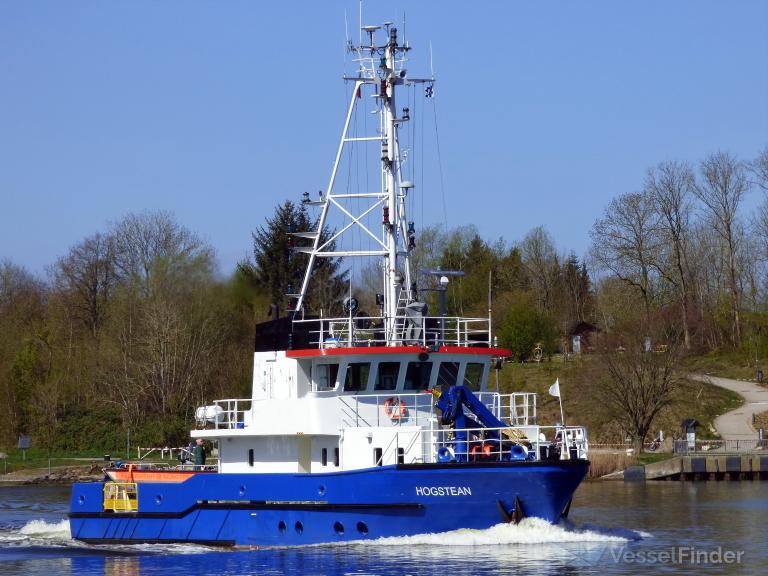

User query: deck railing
[338,392,439,428]
[195,398,252,430]
[425,424,589,463]
[372,424,589,465]
[292,314,491,348]
[337,391,538,429]
[195,392,539,432]
[478,392,538,426]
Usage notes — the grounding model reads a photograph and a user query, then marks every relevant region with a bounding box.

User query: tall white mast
[382,25,399,341]
[291,23,433,345]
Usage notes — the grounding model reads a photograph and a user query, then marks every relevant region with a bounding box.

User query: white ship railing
[425,424,589,463]
[338,391,538,428]
[195,392,539,432]
[372,424,588,466]
[477,392,538,426]
[338,393,438,427]
[293,315,491,348]
[196,398,252,430]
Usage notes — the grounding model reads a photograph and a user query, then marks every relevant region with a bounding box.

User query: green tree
[498,293,558,361]
[239,200,347,317]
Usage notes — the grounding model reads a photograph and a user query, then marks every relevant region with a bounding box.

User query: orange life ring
[383,397,407,420]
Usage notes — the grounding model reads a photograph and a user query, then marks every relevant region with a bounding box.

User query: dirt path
[690,374,768,440]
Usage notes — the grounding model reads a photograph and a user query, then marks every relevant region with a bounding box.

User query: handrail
[196,398,253,430]
[424,424,589,463]
[293,314,491,348]
[338,391,538,429]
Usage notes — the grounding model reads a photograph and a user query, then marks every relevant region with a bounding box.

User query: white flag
[548,378,560,398]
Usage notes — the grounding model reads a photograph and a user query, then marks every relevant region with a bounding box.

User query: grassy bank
[682,351,763,382]
[0,447,117,476]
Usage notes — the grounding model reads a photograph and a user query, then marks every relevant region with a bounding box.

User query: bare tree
[599,343,681,453]
[112,211,213,296]
[750,147,768,192]
[750,149,768,268]
[645,161,695,349]
[53,233,117,338]
[520,226,559,313]
[104,212,223,423]
[590,191,661,327]
[693,151,749,348]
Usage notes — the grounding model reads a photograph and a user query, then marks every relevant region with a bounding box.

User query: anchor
[561,497,573,519]
[497,495,525,524]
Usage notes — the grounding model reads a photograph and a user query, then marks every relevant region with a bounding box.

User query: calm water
[0,480,765,575]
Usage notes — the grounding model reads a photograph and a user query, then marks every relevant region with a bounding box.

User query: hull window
[404,361,433,390]
[375,362,400,391]
[344,362,371,392]
[374,447,383,466]
[248,449,254,467]
[334,447,339,467]
[321,448,328,466]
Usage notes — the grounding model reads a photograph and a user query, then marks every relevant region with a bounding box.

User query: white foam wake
[0,519,72,546]
[356,517,646,547]
[2,519,210,554]
[18,519,72,540]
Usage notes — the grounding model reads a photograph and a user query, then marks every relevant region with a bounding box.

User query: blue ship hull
[69,460,589,546]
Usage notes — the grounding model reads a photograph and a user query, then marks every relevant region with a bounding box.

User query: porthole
[295,521,304,535]
[155,495,163,504]
[356,521,369,535]
[78,495,85,504]
[239,485,246,496]
[278,520,287,534]
[334,521,344,535]
[318,484,326,496]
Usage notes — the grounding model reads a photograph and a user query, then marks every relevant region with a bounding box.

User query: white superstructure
[193,23,588,476]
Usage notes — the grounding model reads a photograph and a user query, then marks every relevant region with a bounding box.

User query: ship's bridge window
[374,362,400,391]
[314,363,339,390]
[463,362,485,392]
[404,362,433,391]
[436,361,460,388]
[343,362,371,392]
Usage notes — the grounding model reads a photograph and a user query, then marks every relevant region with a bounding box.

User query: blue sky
[1,1,766,277]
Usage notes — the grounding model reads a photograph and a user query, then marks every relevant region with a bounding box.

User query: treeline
[1,147,765,451]
[590,149,768,353]
[408,224,592,360]
[0,212,257,451]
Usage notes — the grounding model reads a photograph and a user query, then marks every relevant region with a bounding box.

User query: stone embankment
[0,464,103,484]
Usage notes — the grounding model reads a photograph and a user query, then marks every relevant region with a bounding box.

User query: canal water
[0,481,764,575]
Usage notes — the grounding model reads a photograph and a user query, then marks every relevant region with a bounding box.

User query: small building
[567,321,600,353]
